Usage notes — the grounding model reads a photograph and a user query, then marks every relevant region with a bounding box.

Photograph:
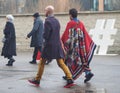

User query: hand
[2,37,6,43]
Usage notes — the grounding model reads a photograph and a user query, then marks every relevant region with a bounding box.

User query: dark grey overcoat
[27,17,43,47]
[41,16,64,59]
[1,22,16,58]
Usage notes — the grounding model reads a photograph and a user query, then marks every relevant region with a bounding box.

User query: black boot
[6,58,15,66]
[29,61,37,64]
[29,59,37,64]
[84,72,94,83]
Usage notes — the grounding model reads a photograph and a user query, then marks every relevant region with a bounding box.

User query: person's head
[33,12,40,19]
[6,14,14,22]
[45,5,54,17]
[69,8,78,20]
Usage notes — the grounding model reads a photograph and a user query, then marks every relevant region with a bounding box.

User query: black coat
[1,22,16,58]
[41,16,64,59]
[27,17,43,47]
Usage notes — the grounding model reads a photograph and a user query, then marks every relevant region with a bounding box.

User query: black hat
[33,12,40,18]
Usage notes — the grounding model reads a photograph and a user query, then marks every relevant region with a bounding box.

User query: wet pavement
[0,52,120,93]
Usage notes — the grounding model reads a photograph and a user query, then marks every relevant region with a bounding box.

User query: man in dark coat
[28,5,74,88]
[1,15,16,66]
[26,12,44,64]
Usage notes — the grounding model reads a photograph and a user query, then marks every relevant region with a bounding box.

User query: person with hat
[1,14,16,66]
[26,12,44,64]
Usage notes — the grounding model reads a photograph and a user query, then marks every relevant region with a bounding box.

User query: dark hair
[69,8,78,18]
[33,12,40,18]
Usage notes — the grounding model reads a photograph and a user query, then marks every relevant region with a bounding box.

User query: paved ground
[0,52,120,93]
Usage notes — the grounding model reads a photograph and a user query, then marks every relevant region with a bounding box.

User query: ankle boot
[6,58,15,66]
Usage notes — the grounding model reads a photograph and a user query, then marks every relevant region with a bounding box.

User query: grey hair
[6,14,14,21]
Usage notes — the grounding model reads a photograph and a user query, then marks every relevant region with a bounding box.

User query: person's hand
[2,37,6,43]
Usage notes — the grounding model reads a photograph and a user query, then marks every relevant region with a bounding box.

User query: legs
[35,58,46,80]
[84,69,94,83]
[30,46,42,64]
[57,59,72,79]
[28,58,74,87]
[35,58,72,81]
[62,63,94,83]
[57,59,74,88]
[28,58,46,86]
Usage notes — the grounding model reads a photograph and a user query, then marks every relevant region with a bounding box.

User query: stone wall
[0,11,120,54]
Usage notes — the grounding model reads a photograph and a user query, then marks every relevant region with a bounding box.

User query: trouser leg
[32,47,38,62]
[35,58,46,80]
[33,46,42,62]
[57,59,72,79]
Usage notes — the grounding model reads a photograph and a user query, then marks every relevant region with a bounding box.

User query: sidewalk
[0,52,120,93]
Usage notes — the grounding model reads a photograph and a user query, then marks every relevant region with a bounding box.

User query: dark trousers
[32,46,42,62]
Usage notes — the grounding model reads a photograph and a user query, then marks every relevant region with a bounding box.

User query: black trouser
[32,46,42,62]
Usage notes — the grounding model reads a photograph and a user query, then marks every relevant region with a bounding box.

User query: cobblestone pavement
[0,52,120,93]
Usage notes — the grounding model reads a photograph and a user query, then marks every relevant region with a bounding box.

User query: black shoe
[6,63,13,66]
[62,76,67,80]
[28,78,40,86]
[84,73,94,83]
[6,59,15,66]
[64,79,74,88]
[29,61,37,64]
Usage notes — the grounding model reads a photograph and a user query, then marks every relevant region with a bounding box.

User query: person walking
[1,14,16,66]
[28,5,74,88]
[61,8,96,83]
[26,12,44,64]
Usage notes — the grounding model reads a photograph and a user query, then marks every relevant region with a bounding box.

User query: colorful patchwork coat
[61,20,96,80]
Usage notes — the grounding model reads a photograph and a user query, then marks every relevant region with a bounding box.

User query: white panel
[89,19,117,55]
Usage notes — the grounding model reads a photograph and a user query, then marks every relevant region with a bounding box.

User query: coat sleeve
[27,21,40,38]
[61,22,71,44]
[43,20,52,41]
